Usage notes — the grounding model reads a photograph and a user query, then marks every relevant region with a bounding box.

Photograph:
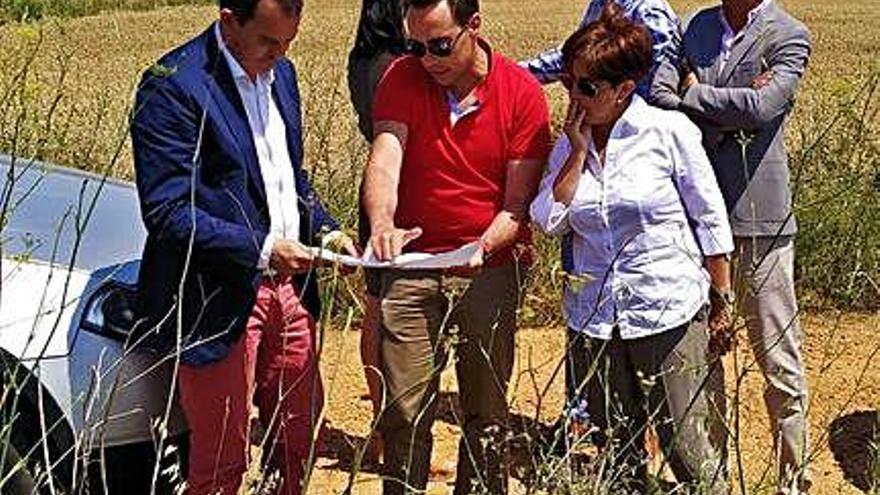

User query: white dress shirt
[719,0,772,73]
[530,95,734,340]
[216,24,300,269]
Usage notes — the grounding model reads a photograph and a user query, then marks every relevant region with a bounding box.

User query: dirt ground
[290,312,879,494]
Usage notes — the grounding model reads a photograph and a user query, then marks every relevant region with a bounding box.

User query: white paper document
[309,241,480,270]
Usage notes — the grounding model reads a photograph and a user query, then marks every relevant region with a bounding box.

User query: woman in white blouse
[530,4,733,492]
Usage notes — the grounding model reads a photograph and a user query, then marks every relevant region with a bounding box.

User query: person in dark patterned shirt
[346,0,406,464]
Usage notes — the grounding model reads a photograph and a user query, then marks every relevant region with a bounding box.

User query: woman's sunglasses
[405,26,468,58]
[561,74,603,98]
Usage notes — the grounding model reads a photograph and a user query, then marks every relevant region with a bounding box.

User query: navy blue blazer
[130,25,338,365]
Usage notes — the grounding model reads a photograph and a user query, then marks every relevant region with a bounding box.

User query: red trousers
[178,277,323,495]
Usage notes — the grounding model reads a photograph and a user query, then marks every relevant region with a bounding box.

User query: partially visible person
[130,1,356,494]
[651,0,813,492]
[361,0,552,492]
[346,0,406,460]
[530,4,733,491]
[348,0,406,141]
[521,0,679,97]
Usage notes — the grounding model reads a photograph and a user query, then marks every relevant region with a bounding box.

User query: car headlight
[81,282,138,341]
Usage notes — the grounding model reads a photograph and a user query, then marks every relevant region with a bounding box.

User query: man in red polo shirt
[361,0,551,493]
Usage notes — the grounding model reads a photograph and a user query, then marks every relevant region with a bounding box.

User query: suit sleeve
[131,73,267,269]
[294,168,340,246]
[650,48,686,110]
[679,24,811,130]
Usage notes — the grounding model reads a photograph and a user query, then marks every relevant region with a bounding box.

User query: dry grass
[0,0,877,177]
[1,0,876,308]
[314,312,880,494]
[0,2,878,493]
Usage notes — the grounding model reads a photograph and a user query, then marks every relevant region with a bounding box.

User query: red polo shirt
[372,44,552,263]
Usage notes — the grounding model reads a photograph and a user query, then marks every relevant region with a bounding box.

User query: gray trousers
[570,312,729,493]
[377,265,524,495]
[734,236,811,490]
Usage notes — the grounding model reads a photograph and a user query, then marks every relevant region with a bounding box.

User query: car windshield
[0,155,145,272]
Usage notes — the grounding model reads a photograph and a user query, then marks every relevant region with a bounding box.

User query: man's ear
[219,8,240,29]
[469,12,482,32]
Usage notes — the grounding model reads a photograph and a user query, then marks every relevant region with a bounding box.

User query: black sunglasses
[575,77,601,97]
[561,74,603,98]
[405,27,468,58]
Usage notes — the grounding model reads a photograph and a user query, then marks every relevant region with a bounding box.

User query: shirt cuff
[547,201,571,232]
[258,232,276,270]
[693,226,734,257]
[531,191,572,236]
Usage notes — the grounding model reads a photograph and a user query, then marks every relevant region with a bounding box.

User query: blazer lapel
[718,3,772,84]
[203,29,266,203]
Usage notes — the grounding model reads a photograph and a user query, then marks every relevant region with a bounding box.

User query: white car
[0,154,187,494]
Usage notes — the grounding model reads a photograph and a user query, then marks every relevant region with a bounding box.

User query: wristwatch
[710,287,735,307]
[478,237,492,262]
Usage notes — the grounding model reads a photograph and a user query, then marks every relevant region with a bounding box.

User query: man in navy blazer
[130,0,354,493]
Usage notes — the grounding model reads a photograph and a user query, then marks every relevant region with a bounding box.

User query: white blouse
[530,95,734,340]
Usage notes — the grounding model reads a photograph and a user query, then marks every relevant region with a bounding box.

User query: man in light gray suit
[651,0,812,492]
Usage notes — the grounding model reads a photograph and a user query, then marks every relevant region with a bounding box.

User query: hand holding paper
[369,226,423,261]
[310,241,483,270]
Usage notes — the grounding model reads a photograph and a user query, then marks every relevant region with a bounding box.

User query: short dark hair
[404,0,479,26]
[219,0,303,23]
[561,2,652,86]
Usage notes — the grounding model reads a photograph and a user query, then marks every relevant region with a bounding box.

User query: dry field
[0,0,878,494]
[311,313,879,494]
[0,0,878,182]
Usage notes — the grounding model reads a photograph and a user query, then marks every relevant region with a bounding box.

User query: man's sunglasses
[405,27,468,58]
[562,75,603,98]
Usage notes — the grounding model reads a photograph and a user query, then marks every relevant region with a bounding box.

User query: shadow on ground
[829,410,880,492]
[314,391,594,490]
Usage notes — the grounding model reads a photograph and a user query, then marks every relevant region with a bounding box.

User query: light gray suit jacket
[651,1,811,237]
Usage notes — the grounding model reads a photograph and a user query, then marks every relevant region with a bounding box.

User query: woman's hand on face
[563,100,591,152]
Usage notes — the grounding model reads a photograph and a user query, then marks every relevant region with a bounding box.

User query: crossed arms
[650,17,811,132]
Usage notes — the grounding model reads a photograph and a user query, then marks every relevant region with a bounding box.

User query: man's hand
[445,242,486,279]
[321,231,361,275]
[369,225,423,261]
[270,239,315,275]
[752,70,774,89]
[324,231,361,258]
[680,71,699,95]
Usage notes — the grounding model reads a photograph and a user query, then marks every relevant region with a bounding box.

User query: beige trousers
[377,264,525,495]
[734,235,811,491]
